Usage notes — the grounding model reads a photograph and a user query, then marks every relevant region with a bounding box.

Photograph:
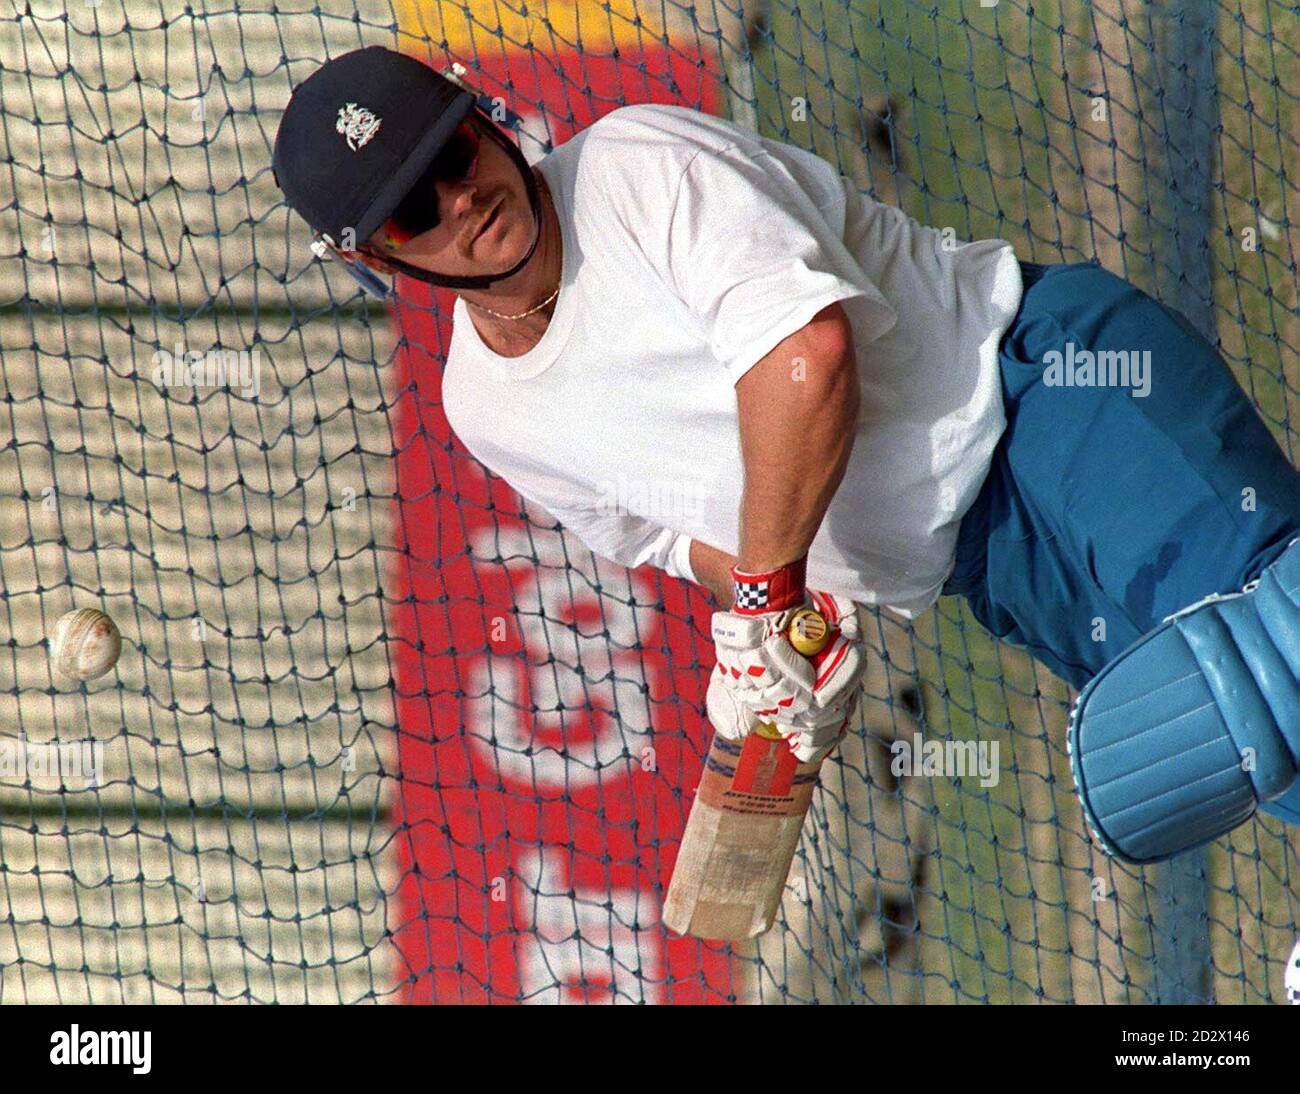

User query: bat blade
[663,727,823,941]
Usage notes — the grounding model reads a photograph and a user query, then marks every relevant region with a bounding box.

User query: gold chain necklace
[467,281,560,321]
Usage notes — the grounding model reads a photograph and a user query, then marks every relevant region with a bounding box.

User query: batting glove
[707,558,815,740]
[763,593,865,762]
[771,686,862,764]
[706,557,867,748]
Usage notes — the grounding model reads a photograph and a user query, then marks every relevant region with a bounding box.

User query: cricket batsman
[273,47,1300,865]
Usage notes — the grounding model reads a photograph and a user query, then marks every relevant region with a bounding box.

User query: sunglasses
[378,120,482,250]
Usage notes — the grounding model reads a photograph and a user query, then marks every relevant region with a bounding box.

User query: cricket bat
[663,608,836,941]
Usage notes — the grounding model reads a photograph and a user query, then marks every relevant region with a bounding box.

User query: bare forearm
[686,305,860,604]
[734,302,861,573]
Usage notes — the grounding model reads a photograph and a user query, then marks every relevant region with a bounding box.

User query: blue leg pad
[1068,539,1300,864]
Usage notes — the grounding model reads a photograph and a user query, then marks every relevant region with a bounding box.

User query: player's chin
[491,198,533,264]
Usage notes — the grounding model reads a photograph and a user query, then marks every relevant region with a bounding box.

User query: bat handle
[786,606,833,657]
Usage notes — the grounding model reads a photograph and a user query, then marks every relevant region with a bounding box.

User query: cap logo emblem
[336,103,382,151]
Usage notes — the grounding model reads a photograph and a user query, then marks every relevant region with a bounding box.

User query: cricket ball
[50,608,122,681]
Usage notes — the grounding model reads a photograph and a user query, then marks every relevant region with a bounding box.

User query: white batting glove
[771,685,862,764]
[706,555,867,750]
[762,592,865,762]
[706,557,815,742]
[706,606,817,738]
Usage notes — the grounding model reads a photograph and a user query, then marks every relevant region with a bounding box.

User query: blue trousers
[942,261,1300,824]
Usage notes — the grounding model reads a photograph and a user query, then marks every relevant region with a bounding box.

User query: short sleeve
[665,144,898,382]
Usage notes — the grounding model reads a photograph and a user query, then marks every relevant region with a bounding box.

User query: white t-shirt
[443,104,1023,617]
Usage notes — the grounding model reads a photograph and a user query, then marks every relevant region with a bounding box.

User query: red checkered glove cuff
[730,556,808,615]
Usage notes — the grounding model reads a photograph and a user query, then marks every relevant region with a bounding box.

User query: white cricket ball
[50,608,122,681]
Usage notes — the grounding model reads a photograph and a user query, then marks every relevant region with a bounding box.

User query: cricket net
[0,0,1294,1003]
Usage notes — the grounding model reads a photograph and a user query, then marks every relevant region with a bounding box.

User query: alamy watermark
[1042,342,1151,398]
[50,1025,151,1074]
[890,732,1000,788]
[150,343,261,398]
[595,474,707,523]
[0,734,104,788]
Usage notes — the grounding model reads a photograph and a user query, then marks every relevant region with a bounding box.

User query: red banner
[385,44,734,1003]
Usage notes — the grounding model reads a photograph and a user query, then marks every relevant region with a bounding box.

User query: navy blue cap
[273,46,475,245]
